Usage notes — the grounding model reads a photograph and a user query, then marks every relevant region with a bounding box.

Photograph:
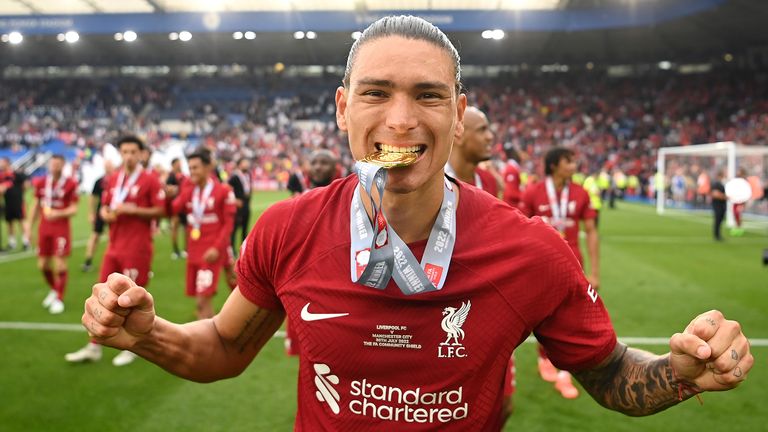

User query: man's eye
[363,90,386,97]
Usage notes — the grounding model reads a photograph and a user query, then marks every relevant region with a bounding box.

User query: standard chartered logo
[314,363,341,414]
[350,379,468,423]
[314,364,469,423]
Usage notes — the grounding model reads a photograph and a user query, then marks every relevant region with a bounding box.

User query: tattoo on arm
[232,309,282,354]
[573,343,701,416]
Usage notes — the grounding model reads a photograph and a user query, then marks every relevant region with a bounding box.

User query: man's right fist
[82,273,155,350]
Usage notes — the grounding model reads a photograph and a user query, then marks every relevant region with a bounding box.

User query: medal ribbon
[191,179,215,234]
[545,176,570,235]
[44,175,66,210]
[350,161,457,295]
[110,166,143,210]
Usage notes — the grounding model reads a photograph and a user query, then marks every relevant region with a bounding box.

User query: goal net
[655,142,768,229]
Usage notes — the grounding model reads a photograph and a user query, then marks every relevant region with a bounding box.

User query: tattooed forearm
[573,343,700,416]
[233,308,282,353]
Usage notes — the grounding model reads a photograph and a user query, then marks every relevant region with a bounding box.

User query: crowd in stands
[1,69,767,188]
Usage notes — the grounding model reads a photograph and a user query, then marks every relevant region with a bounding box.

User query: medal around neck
[350,160,457,295]
[361,150,418,169]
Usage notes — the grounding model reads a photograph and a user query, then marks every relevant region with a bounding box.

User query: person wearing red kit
[66,135,165,367]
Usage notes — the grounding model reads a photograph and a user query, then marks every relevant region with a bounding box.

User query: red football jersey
[475,168,498,198]
[171,180,237,262]
[501,160,522,208]
[102,169,165,256]
[32,175,79,233]
[237,175,615,431]
[519,180,596,264]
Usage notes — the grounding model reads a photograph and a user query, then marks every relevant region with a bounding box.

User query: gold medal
[190,228,201,240]
[43,207,52,216]
[361,151,418,169]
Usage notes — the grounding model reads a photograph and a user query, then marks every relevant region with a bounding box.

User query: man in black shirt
[228,158,252,253]
[286,165,306,196]
[308,150,337,188]
[166,158,187,260]
[0,157,29,251]
[82,160,114,271]
[711,171,727,241]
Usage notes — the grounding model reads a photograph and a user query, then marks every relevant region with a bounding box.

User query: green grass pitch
[0,192,766,431]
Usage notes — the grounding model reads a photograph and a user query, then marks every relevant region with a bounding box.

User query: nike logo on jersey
[301,303,349,322]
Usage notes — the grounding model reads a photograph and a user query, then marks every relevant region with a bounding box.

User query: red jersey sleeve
[519,186,536,217]
[32,177,44,201]
[533,235,616,372]
[236,199,296,311]
[65,179,79,206]
[170,185,192,216]
[147,175,166,211]
[215,185,237,251]
[101,175,113,207]
[502,165,521,206]
[574,185,597,221]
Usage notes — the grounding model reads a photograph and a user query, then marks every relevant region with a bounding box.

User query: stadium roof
[0,0,766,68]
[0,0,565,14]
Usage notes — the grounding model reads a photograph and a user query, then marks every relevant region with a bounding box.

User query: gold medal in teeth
[361,151,418,169]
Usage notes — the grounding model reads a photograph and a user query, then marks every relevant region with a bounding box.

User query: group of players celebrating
[19,136,239,365]
[19,135,341,367]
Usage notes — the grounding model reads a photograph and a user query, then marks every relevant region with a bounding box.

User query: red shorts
[38,230,71,257]
[100,252,152,286]
[186,260,222,297]
[503,353,516,397]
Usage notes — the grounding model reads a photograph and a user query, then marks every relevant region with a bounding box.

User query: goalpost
[656,142,768,228]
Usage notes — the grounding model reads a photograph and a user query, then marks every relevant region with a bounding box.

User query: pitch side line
[606,236,767,244]
[0,239,89,264]
[1,322,766,347]
[0,202,278,265]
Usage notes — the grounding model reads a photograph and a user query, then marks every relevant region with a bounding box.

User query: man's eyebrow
[355,78,395,88]
[413,81,452,92]
[355,79,452,93]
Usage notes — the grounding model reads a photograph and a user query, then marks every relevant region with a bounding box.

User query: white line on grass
[0,239,89,264]
[0,201,277,265]
[607,236,767,244]
[2,321,767,346]
[621,204,768,234]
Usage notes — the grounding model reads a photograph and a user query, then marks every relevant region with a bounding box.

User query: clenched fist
[670,310,754,392]
[82,273,156,350]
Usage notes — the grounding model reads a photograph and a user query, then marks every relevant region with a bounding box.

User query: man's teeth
[380,144,420,153]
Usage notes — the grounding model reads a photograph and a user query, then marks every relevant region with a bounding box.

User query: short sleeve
[101,177,113,206]
[67,180,79,204]
[577,187,597,220]
[148,175,166,208]
[235,200,296,311]
[519,187,535,217]
[533,236,616,372]
[32,178,44,200]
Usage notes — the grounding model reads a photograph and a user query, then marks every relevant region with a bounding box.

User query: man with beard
[444,107,498,198]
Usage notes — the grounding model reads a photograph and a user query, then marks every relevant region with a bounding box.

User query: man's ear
[454,92,467,141]
[335,86,348,132]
